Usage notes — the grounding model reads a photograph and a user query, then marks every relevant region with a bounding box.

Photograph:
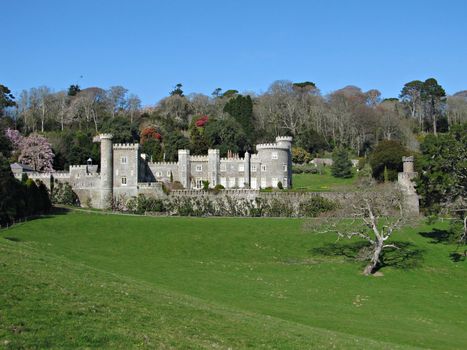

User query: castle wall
[147,162,179,183]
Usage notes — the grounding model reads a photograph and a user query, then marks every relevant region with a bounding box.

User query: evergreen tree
[331,148,353,178]
[369,140,408,182]
[223,95,254,142]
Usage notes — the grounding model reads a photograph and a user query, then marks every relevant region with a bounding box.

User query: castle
[12,135,293,209]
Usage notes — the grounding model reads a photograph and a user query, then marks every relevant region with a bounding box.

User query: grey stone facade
[12,135,294,209]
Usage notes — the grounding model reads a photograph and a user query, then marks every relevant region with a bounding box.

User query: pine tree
[331,148,353,178]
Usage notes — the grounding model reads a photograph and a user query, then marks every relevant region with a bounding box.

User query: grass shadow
[310,241,424,271]
[4,236,21,242]
[419,228,457,244]
[419,228,467,263]
[449,251,466,262]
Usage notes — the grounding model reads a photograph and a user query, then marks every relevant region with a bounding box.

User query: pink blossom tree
[5,128,23,149]
[19,133,54,172]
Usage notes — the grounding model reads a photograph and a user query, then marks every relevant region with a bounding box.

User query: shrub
[213,184,224,194]
[292,164,319,174]
[369,140,408,182]
[292,147,312,164]
[51,182,79,206]
[298,196,337,217]
[126,195,165,214]
[277,181,283,190]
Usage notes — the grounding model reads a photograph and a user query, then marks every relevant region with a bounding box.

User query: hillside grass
[1,211,466,349]
[292,168,358,192]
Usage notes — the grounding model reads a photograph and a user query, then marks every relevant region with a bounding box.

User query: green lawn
[1,211,466,349]
[292,169,358,192]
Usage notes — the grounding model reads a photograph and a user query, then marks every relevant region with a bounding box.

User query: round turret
[275,136,293,150]
[402,156,414,173]
[100,133,113,208]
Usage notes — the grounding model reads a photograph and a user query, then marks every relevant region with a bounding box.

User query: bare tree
[126,94,141,123]
[108,86,128,118]
[69,88,108,132]
[37,86,53,132]
[308,181,411,275]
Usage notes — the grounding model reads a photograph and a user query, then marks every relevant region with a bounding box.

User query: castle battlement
[220,157,245,162]
[113,143,139,149]
[70,165,87,170]
[27,172,53,178]
[52,172,71,178]
[150,161,178,166]
[275,136,293,142]
[256,143,288,150]
[190,155,208,161]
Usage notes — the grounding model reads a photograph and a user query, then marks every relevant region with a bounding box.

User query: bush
[292,147,312,164]
[51,182,79,206]
[277,181,283,190]
[292,164,319,174]
[126,195,165,214]
[213,184,224,194]
[369,140,408,182]
[298,196,337,217]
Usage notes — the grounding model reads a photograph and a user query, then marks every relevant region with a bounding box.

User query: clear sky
[2,0,467,105]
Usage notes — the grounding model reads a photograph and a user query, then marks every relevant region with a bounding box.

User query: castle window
[261,178,267,188]
[251,164,257,172]
[167,170,171,177]
[283,177,288,187]
[238,178,244,188]
[121,156,128,164]
[220,177,227,187]
[228,177,236,188]
[220,164,226,172]
[272,178,278,188]
[156,171,162,177]
[283,164,287,171]
[261,164,267,172]
[121,177,127,186]
[196,164,203,172]
[238,164,244,172]
[272,152,278,160]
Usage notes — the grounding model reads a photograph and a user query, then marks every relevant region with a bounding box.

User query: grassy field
[1,211,466,349]
[292,168,358,192]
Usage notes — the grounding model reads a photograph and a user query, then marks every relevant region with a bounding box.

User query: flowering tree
[19,133,54,171]
[140,127,162,144]
[5,128,23,149]
[195,115,209,127]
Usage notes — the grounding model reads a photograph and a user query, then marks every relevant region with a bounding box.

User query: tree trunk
[363,242,383,275]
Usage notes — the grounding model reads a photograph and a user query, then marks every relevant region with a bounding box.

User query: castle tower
[256,136,292,189]
[244,151,250,187]
[275,136,293,188]
[208,149,220,187]
[398,156,419,214]
[403,156,415,173]
[99,134,113,209]
[178,149,190,189]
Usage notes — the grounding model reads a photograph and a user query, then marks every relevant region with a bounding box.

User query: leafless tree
[307,181,412,275]
[126,94,141,123]
[108,86,128,118]
[157,95,192,128]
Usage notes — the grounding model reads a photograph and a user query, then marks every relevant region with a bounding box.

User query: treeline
[1,79,467,170]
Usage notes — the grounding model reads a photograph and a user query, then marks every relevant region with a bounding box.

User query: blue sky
[2,0,466,105]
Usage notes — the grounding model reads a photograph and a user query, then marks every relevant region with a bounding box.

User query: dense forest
[0,79,466,171]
